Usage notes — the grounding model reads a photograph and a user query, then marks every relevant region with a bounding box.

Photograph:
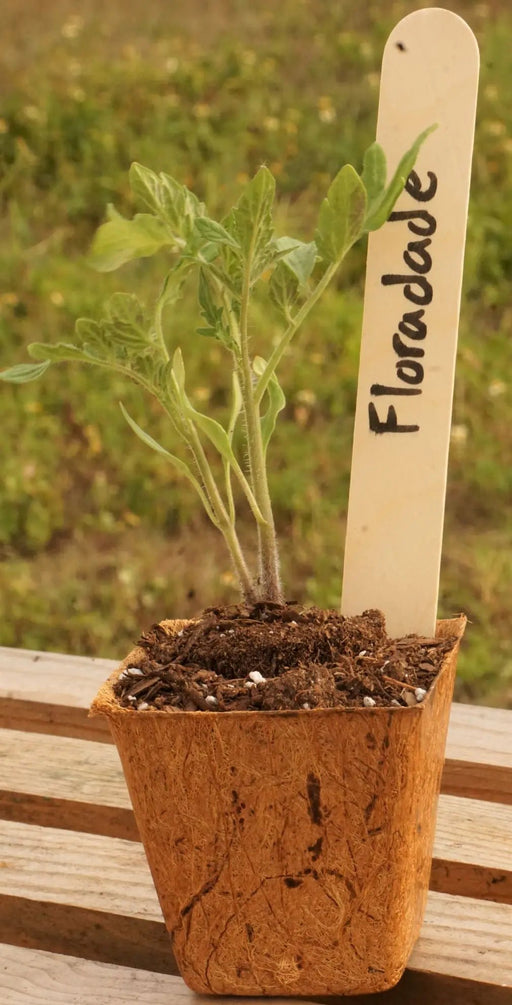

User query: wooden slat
[0,819,174,974]
[0,944,323,1005]
[431,794,512,903]
[1,729,511,903]
[0,820,510,1002]
[0,648,114,742]
[440,702,512,803]
[1,646,511,802]
[0,946,185,1005]
[1,945,511,1005]
[0,729,138,841]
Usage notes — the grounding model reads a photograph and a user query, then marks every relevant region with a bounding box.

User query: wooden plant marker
[341,9,479,637]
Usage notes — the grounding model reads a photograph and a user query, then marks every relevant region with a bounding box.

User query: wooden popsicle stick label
[341,9,479,637]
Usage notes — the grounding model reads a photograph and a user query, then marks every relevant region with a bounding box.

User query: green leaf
[119,401,178,459]
[361,142,387,204]
[253,356,286,454]
[129,163,204,241]
[187,401,239,468]
[270,237,318,313]
[28,342,97,365]
[29,292,158,389]
[0,360,51,383]
[198,269,222,326]
[316,164,367,263]
[119,402,218,525]
[194,217,240,250]
[171,350,234,469]
[105,292,146,328]
[171,347,186,397]
[269,264,297,316]
[226,166,276,279]
[89,207,173,272]
[364,125,437,232]
[275,238,317,287]
[196,270,237,350]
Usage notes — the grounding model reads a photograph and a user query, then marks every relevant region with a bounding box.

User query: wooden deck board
[3,943,511,1005]
[0,946,187,1005]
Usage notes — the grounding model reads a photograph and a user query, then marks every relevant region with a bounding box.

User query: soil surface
[113,603,458,712]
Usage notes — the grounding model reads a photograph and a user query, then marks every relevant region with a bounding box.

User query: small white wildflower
[450,424,468,446]
[263,116,279,132]
[138,702,150,711]
[319,106,336,124]
[414,687,427,703]
[248,670,266,684]
[488,379,506,398]
[244,681,256,689]
[61,15,84,40]
[302,702,311,710]
[296,388,317,406]
[363,696,376,707]
[128,695,137,703]
[23,105,42,122]
[205,695,218,708]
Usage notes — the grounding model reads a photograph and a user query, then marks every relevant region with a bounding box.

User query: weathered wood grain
[1,943,511,1005]
[1,646,511,801]
[431,794,512,903]
[1,945,183,1004]
[0,819,173,973]
[440,702,512,803]
[0,729,138,840]
[0,648,114,742]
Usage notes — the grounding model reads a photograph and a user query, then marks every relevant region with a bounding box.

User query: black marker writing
[368,169,437,434]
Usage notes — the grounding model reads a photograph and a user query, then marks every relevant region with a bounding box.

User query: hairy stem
[185,418,257,601]
[238,264,282,602]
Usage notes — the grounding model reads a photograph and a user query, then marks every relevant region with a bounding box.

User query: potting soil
[113,603,458,712]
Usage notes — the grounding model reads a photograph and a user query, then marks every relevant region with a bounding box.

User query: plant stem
[238,265,283,602]
[185,418,257,601]
[255,260,338,406]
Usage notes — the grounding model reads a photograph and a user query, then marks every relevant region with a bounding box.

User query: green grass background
[1,0,511,706]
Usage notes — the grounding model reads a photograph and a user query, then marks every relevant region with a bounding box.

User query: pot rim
[90,614,466,721]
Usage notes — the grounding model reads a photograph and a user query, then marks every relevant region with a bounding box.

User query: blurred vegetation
[0,0,511,706]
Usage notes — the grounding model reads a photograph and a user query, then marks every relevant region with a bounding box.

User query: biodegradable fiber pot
[91,615,465,996]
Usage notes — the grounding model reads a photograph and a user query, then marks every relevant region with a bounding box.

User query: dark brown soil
[113,603,458,712]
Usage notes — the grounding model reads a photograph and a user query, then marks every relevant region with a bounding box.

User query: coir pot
[91,614,465,996]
